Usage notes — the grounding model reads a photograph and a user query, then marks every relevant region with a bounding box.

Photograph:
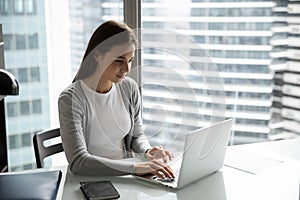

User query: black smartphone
[80,180,120,200]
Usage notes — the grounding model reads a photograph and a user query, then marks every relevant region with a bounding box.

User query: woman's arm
[58,86,134,176]
[127,78,174,164]
[126,78,152,154]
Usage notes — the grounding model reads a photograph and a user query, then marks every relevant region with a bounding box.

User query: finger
[159,165,174,179]
[146,152,155,160]
[163,164,175,178]
[157,149,171,163]
[164,150,173,161]
[161,150,167,163]
[152,160,175,178]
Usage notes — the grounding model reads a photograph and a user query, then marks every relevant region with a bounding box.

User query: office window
[2,0,124,171]
[30,66,40,82]
[3,34,13,50]
[7,102,18,117]
[14,0,24,14]
[24,0,35,14]
[2,0,299,172]
[15,34,26,49]
[20,101,30,115]
[9,135,19,150]
[140,0,276,147]
[21,133,31,147]
[18,68,28,83]
[28,33,38,49]
[0,0,8,15]
[32,99,42,114]
[4,34,39,50]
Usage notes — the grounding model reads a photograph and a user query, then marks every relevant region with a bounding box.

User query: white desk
[57,138,300,200]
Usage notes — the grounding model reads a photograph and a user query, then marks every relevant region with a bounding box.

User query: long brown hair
[73,20,137,82]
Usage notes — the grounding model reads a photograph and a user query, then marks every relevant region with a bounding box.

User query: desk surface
[8,138,298,200]
[57,138,300,200]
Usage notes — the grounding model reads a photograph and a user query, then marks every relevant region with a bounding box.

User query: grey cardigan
[58,77,152,176]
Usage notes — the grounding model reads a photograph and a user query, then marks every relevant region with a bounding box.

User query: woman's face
[97,43,135,83]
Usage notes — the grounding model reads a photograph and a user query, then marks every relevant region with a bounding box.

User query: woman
[58,20,174,179]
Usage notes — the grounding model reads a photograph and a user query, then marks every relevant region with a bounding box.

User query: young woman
[58,20,174,179]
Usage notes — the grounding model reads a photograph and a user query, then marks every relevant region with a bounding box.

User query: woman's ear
[94,50,103,63]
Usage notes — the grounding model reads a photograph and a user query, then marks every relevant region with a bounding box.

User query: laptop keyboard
[154,168,180,185]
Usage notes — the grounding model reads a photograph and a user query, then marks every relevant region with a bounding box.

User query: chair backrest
[33,128,64,168]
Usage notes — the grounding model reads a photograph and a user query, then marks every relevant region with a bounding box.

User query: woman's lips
[117,74,125,79]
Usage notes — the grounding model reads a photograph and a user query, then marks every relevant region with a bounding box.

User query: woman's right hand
[134,159,175,179]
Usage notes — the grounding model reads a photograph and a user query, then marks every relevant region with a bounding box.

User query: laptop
[134,118,232,189]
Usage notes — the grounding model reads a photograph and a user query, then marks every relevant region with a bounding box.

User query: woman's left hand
[146,146,173,163]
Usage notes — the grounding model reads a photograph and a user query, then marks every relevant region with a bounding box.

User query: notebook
[0,170,62,200]
[134,119,232,189]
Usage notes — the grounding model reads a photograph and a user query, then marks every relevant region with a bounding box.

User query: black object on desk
[0,69,19,96]
[0,170,62,200]
[0,69,19,172]
[80,180,120,200]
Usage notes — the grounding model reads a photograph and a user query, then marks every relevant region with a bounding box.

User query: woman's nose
[123,62,130,72]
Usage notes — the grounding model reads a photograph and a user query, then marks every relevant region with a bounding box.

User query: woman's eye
[115,60,123,63]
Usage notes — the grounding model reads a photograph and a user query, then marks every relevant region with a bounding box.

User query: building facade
[269,0,300,140]
[1,0,50,170]
[141,0,274,148]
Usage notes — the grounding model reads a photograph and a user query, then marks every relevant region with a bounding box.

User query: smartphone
[80,180,120,200]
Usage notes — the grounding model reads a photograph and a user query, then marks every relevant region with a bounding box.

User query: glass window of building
[28,33,38,49]
[14,0,24,14]
[18,68,28,83]
[21,133,31,147]
[16,34,26,49]
[2,0,124,171]
[9,135,19,150]
[7,102,18,117]
[140,0,275,148]
[30,66,40,82]
[20,101,30,115]
[24,0,35,14]
[32,99,41,114]
[0,0,9,15]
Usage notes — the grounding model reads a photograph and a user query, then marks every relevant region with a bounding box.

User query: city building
[269,0,300,140]
[1,0,50,171]
[1,0,70,171]
[141,0,274,148]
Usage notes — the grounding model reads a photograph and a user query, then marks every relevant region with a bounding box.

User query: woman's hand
[134,159,175,179]
[145,146,173,163]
